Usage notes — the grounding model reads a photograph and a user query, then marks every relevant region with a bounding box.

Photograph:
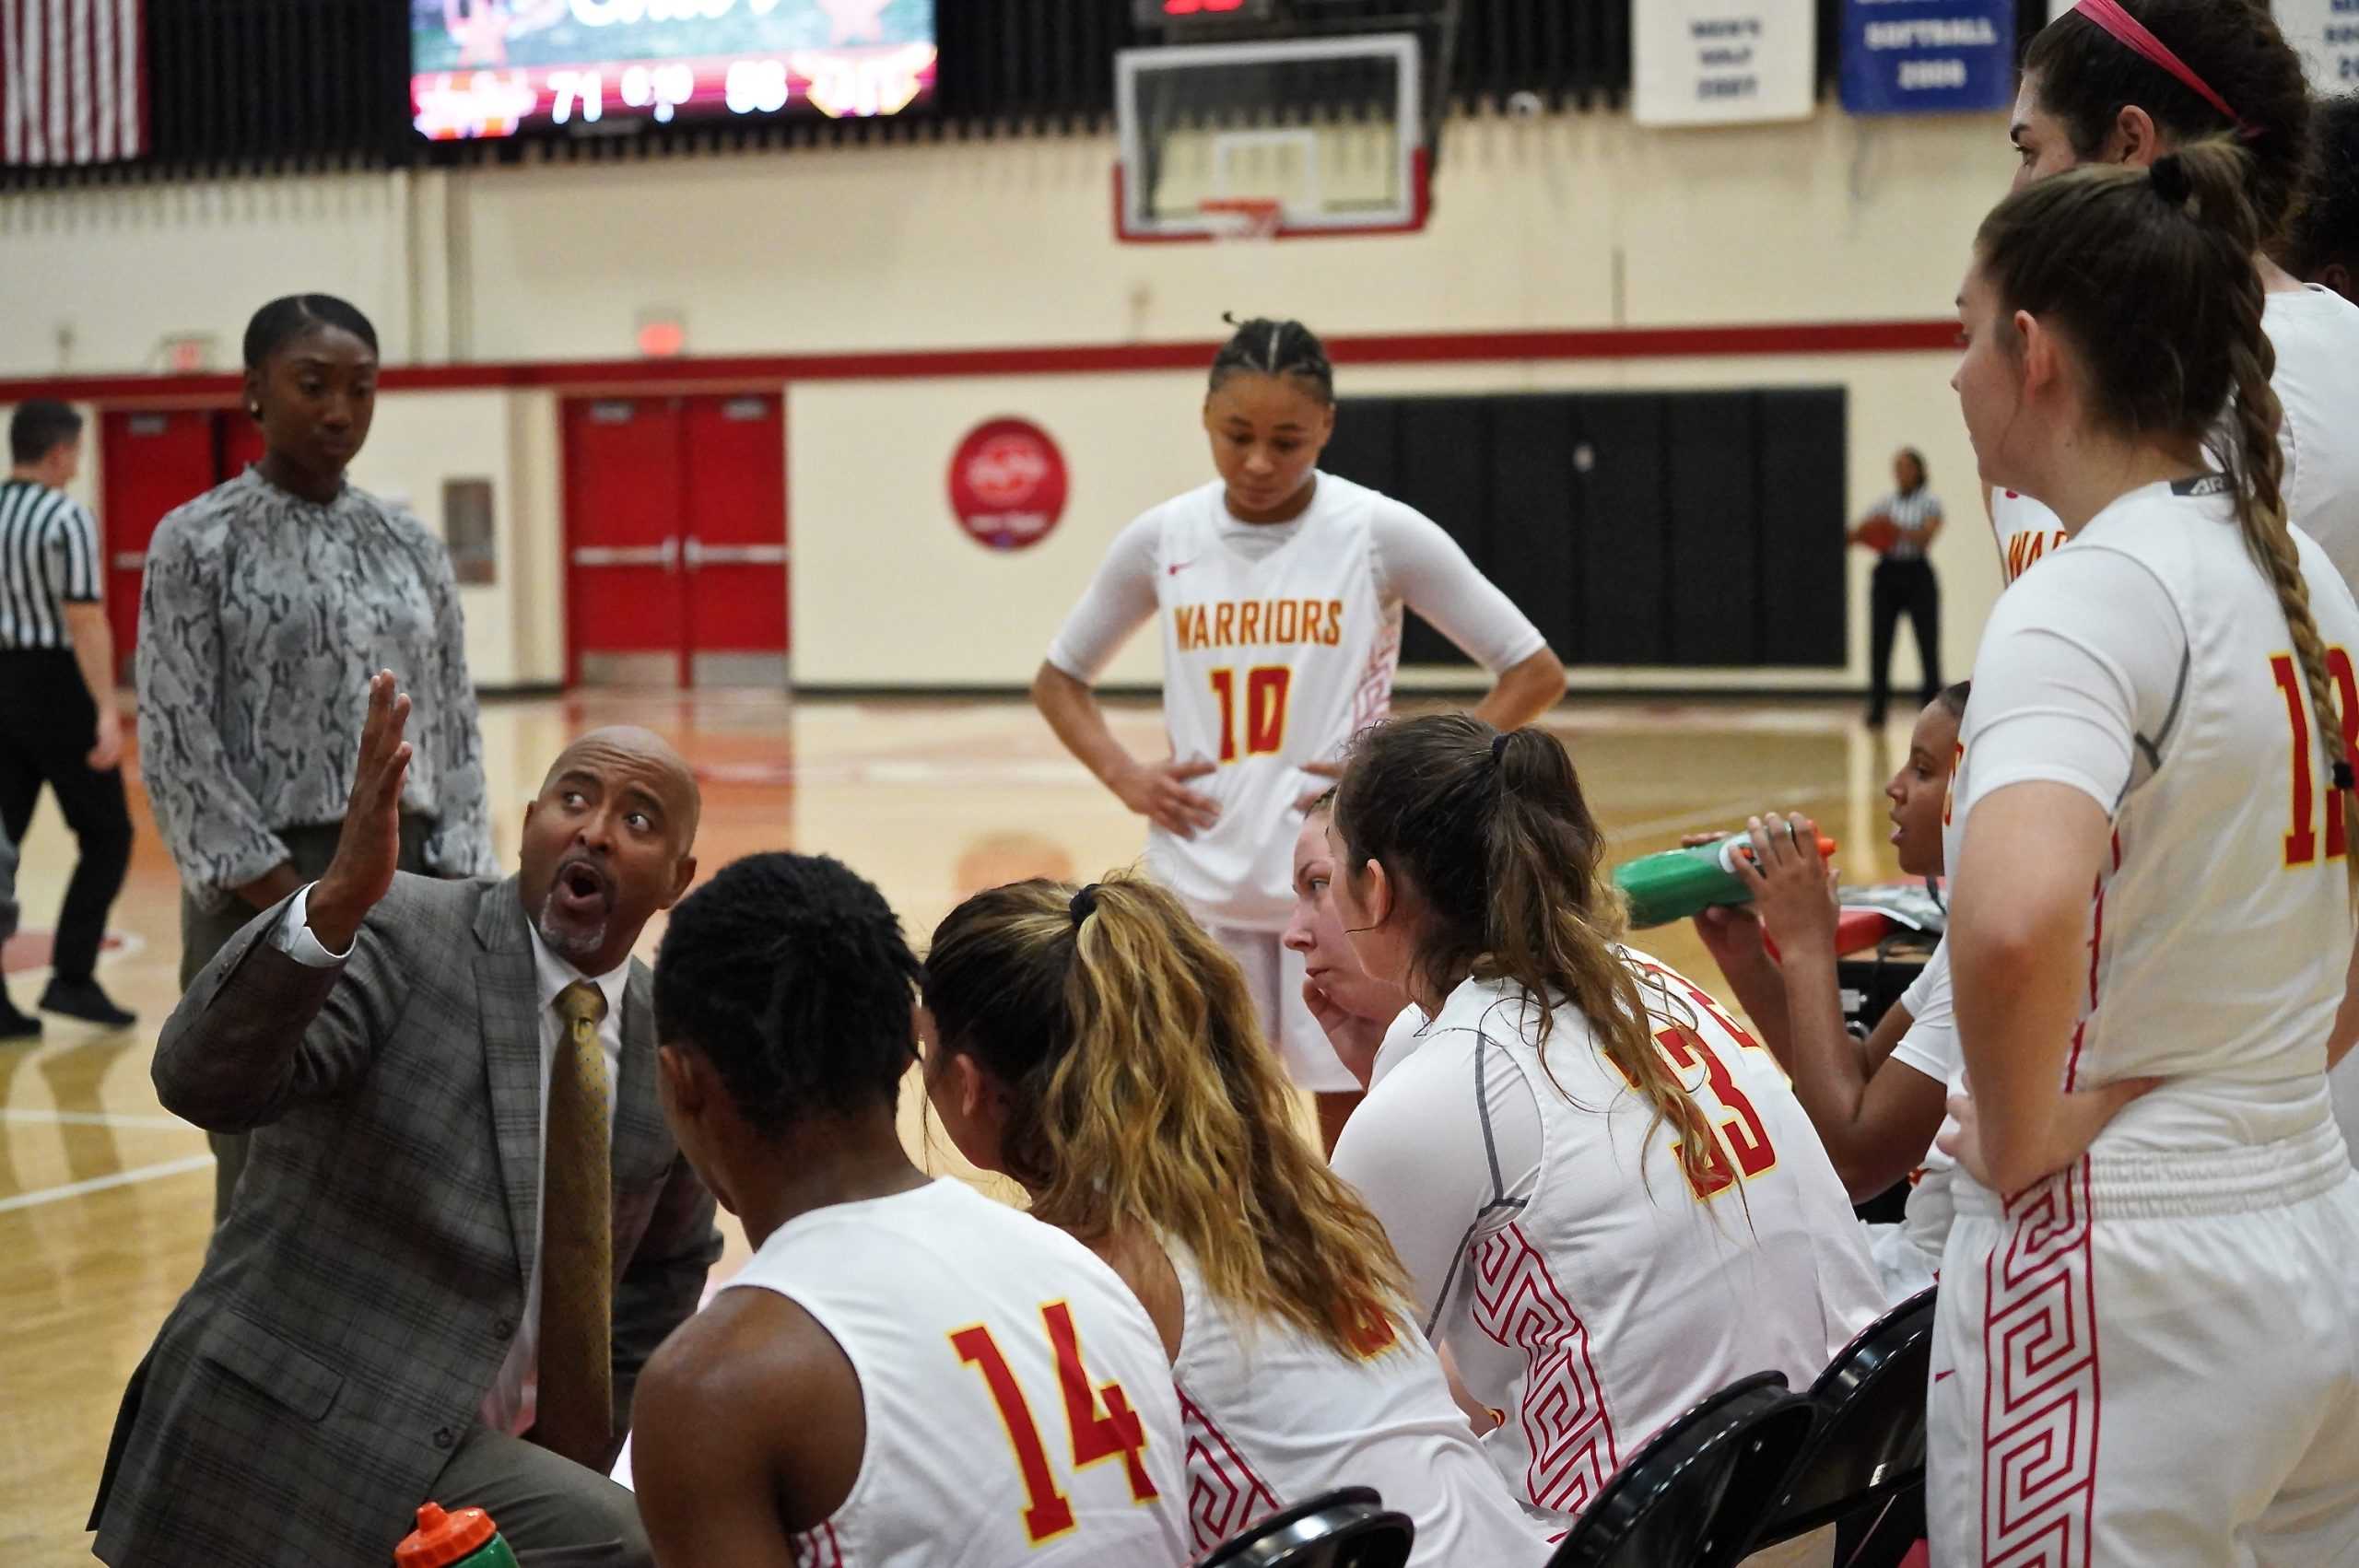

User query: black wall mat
[1318,387,1848,671]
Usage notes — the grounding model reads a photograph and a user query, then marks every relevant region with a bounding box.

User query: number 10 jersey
[1147,475,1397,930]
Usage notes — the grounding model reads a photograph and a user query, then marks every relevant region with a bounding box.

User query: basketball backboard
[1115,32,1430,242]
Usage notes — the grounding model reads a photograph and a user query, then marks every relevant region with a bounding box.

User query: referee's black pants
[0,649,131,984]
[1867,556,1942,725]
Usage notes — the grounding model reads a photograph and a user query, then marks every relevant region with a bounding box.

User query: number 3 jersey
[721,1178,1191,1568]
[1951,478,2359,1143]
[1047,474,1546,930]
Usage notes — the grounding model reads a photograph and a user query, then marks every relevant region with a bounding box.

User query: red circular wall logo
[948,417,1069,551]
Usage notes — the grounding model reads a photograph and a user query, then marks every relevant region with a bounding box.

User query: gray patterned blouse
[135,469,499,913]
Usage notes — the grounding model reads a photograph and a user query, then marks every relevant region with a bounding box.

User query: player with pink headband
[1991,0,2359,595]
[1989,0,2359,1178]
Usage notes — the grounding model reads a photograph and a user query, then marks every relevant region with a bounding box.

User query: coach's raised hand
[305,673,414,954]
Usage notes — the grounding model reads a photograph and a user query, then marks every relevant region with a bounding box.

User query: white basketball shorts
[1927,1113,2359,1566]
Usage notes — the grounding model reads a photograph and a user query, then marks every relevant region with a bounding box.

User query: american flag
[0,0,145,166]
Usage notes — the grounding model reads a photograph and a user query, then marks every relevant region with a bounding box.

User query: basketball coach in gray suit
[91,673,720,1568]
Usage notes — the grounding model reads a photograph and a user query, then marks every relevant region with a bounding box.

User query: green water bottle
[395,1503,520,1568]
[1613,831,1837,930]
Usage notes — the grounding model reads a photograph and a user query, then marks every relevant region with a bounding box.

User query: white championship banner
[1632,0,1816,128]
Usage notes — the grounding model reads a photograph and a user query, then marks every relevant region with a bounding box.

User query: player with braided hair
[1989,0,2359,592]
[1035,315,1566,1149]
[631,851,1191,1568]
[1938,140,2359,1562]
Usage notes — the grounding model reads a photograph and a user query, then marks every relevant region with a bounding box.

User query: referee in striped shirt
[0,401,135,1030]
[1851,445,1944,729]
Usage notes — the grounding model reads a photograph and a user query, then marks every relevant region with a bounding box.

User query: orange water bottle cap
[396,1503,497,1568]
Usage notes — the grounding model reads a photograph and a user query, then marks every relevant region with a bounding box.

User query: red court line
[0,320,1963,405]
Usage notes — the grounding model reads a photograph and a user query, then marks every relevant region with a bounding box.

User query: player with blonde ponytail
[1939,139,2359,1562]
[921,872,1551,1564]
[1315,713,1882,1537]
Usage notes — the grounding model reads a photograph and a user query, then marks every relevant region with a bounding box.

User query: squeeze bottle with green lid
[1613,832,1838,930]
[394,1503,519,1568]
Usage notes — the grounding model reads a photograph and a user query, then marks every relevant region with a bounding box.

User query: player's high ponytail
[922,875,1412,1360]
[1332,714,1729,1202]
[1977,139,2358,906]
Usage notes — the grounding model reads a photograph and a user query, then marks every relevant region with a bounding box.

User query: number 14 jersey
[722,1178,1191,1568]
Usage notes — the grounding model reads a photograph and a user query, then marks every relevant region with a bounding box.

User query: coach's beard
[535,856,616,964]
[534,894,609,965]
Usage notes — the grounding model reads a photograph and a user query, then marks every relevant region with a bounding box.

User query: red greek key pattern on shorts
[1176,1387,1281,1554]
[1470,1222,1618,1519]
[1980,1161,2100,1567]
[792,1521,846,1568]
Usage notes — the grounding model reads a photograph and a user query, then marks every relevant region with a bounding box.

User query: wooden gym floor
[0,690,1911,1564]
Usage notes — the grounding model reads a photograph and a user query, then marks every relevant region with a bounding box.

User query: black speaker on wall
[1319,387,1849,672]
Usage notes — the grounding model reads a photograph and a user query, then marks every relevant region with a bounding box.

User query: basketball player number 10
[951,1302,1161,1543]
[1210,667,1291,763]
[2271,648,2359,865]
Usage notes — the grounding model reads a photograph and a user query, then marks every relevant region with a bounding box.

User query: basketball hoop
[1199,197,1285,242]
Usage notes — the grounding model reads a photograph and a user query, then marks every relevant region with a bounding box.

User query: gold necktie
[536,979,613,1468]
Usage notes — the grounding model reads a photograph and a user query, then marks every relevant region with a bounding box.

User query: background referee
[0,401,135,1029]
[1851,444,1944,729]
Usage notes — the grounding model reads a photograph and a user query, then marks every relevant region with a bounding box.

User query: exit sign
[1133,0,1280,26]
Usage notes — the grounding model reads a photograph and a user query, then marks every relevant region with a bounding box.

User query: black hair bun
[2150,154,2193,206]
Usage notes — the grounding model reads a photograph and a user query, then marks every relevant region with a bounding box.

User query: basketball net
[1199,198,1285,242]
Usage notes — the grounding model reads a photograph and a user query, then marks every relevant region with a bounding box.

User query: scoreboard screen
[412,0,936,140]
[1132,0,1281,23]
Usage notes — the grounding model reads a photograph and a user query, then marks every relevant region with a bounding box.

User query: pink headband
[2071,0,2255,138]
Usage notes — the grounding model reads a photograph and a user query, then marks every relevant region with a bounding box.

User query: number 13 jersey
[1047,474,1546,930]
[722,1178,1191,1568]
[1951,478,2359,1135]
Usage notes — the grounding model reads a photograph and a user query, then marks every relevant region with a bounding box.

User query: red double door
[100,408,265,685]
[562,393,789,688]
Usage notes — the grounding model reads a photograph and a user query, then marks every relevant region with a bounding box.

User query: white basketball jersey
[1164,1245,1550,1565]
[2265,285,2359,595]
[1989,488,2073,587]
[1951,482,2359,1145]
[1146,474,1396,929]
[722,1179,1191,1568]
[1414,961,1884,1529]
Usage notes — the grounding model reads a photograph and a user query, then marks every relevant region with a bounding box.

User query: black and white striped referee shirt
[1872,486,1942,563]
[0,479,100,649]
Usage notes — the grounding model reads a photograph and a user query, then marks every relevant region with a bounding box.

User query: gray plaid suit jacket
[90,872,722,1568]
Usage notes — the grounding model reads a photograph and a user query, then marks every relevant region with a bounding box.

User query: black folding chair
[1741,1287,1938,1556]
[1545,1371,1819,1568]
[1193,1486,1415,1568]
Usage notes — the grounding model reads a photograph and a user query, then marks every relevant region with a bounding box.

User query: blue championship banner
[1840,0,2017,115]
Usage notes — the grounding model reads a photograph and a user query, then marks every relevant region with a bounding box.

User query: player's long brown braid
[922,875,1414,1361]
[1978,139,2357,905]
[1332,714,1728,1203]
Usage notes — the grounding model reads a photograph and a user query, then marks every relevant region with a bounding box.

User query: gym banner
[1632,0,1815,127]
[1840,0,2017,115]
[2275,0,2359,96]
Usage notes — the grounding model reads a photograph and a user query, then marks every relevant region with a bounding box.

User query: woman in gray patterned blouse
[136,294,498,1223]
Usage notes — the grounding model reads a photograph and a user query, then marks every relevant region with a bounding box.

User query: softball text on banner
[0,0,147,166]
[2275,0,2359,96]
[1633,0,1815,128]
[1841,0,2017,115]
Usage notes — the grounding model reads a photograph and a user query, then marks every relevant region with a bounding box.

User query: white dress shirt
[276,883,628,1436]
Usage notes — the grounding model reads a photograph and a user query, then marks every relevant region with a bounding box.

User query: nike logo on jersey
[1167,559,1197,577]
